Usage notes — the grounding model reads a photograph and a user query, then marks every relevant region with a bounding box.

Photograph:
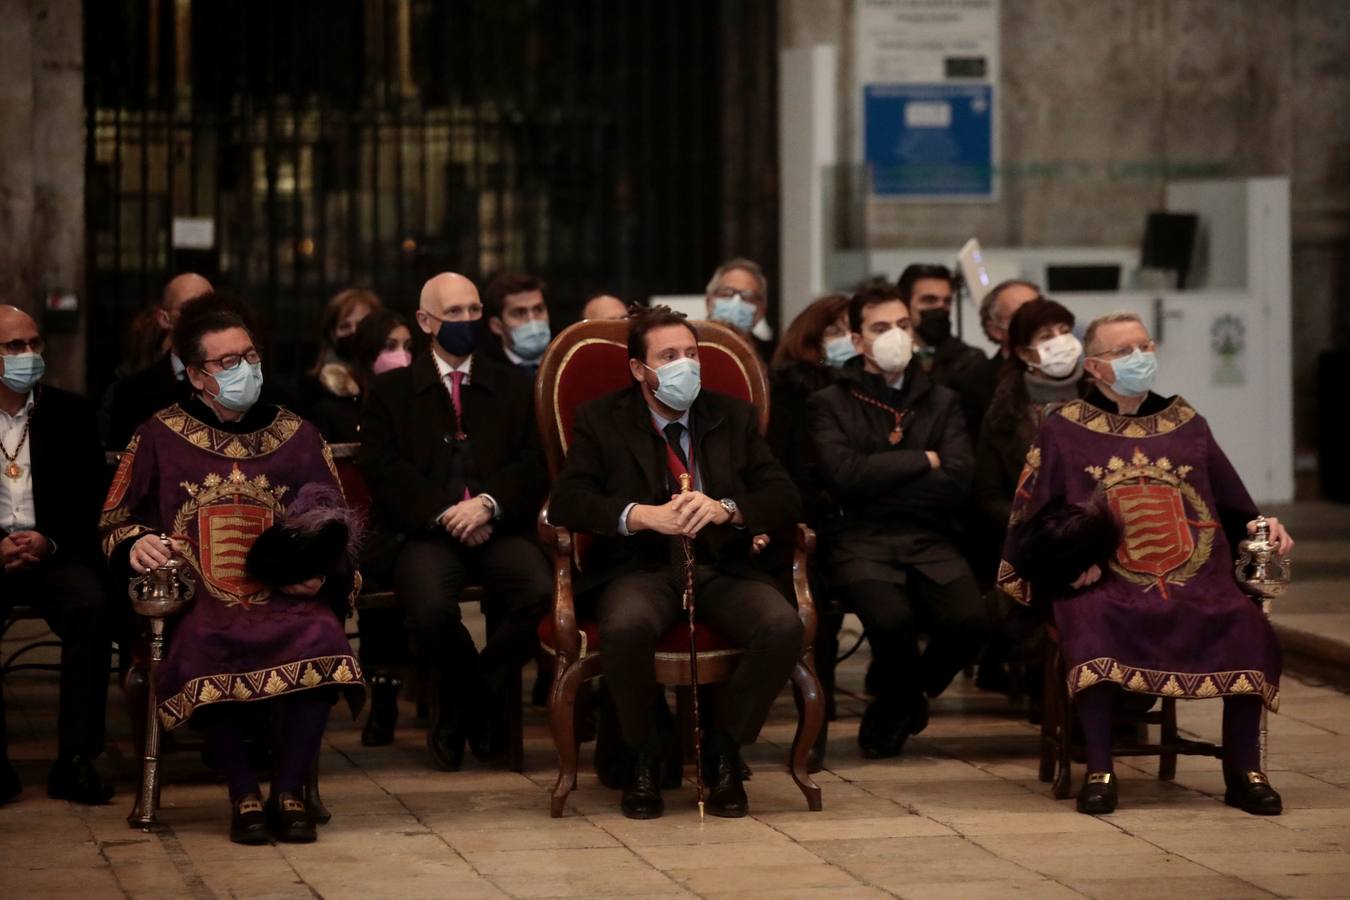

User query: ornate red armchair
[533,317,824,817]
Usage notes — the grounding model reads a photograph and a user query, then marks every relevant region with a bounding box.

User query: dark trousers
[594,566,803,749]
[394,533,551,714]
[847,567,989,702]
[196,694,332,801]
[0,557,111,762]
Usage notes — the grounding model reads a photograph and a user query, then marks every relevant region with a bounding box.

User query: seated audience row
[0,258,1291,844]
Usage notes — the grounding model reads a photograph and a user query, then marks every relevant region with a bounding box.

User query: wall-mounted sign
[855,0,1000,201]
[172,216,216,250]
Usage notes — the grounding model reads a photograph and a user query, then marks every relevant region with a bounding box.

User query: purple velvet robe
[101,403,364,729]
[998,396,1281,710]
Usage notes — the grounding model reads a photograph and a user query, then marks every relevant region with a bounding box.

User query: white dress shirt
[0,392,37,533]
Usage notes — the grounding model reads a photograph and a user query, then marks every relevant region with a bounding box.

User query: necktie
[663,421,689,472]
[449,370,465,418]
[449,370,470,500]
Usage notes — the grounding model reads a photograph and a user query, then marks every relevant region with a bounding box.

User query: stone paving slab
[5,597,1350,899]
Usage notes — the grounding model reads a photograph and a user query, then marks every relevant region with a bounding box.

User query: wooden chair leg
[788,659,824,811]
[506,663,524,774]
[305,756,331,824]
[1051,648,1073,800]
[1037,650,1056,784]
[549,660,584,817]
[1158,697,1178,781]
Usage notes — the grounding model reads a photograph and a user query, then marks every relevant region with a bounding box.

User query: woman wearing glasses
[100,294,364,845]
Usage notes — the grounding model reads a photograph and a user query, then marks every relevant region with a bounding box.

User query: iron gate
[84,0,777,391]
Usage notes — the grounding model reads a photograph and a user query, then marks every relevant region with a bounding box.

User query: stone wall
[781,0,1350,458]
[0,0,85,392]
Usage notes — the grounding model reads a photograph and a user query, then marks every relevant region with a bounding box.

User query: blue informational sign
[863,83,994,198]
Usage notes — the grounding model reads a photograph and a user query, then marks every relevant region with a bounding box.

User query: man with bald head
[0,306,114,805]
[107,272,214,448]
[581,293,630,321]
[359,273,551,769]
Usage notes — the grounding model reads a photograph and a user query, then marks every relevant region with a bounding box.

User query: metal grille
[84,0,770,390]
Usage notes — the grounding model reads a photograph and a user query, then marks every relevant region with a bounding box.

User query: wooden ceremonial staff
[678,473,706,822]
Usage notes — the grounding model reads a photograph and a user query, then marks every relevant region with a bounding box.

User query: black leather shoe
[621,750,664,820]
[230,795,270,845]
[268,792,317,843]
[1076,771,1118,815]
[361,675,401,747]
[0,759,20,804]
[858,696,918,759]
[47,756,114,805]
[1224,769,1282,816]
[702,748,749,818]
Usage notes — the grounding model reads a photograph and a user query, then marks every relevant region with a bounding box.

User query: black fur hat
[246,484,362,588]
[1011,497,1121,600]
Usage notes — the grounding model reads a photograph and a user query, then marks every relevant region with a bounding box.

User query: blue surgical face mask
[823,335,858,368]
[434,319,477,357]
[645,358,701,412]
[0,352,45,393]
[1107,348,1158,397]
[710,295,757,333]
[509,318,551,361]
[209,359,264,413]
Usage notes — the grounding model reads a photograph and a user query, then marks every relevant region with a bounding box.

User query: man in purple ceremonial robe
[102,295,363,845]
[998,312,1293,817]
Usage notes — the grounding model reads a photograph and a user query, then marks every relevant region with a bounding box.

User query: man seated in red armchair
[548,306,803,820]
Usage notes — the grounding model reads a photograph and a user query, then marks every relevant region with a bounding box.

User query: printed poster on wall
[855,0,1000,200]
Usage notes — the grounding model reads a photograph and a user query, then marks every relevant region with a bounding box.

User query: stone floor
[3,602,1349,900]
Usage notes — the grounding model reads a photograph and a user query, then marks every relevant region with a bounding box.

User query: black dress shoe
[1224,769,1282,816]
[230,795,270,845]
[621,750,664,820]
[46,756,114,805]
[702,747,749,818]
[361,675,401,747]
[427,724,466,771]
[267,792,317,843]
[857,696,918,759]
[0,759,20,804]
[1076,771,1118,815]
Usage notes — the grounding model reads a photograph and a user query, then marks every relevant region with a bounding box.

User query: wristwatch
[719,498,738,520]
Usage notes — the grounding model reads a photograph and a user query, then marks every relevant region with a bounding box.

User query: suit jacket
[107,353,191,450]
[358,350,547,542]
[6,385,109,565]
[807,359,973,585]
[548,386,802,596]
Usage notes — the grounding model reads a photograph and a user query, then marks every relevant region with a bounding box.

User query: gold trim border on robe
[1068,656,1279,711]
[157,653,364,730]
[1055,396,1197,439]
[155,404,304,458]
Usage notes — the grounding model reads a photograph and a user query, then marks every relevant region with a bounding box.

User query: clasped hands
[439,497,493,547]
[129,533,325,596]
[1,530,51,574]
[1068,515,1295,591]
[628,490,738,540]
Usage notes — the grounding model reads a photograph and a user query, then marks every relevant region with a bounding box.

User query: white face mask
[867,327,913,374]
[1033,332,1083,379]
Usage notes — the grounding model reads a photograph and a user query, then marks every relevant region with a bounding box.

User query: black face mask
[916,308,952,345]
[334,334,357,362]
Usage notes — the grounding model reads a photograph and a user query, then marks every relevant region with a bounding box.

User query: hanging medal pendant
[454,431,468,443]
[888,424,903,445]
[4,461,21,479]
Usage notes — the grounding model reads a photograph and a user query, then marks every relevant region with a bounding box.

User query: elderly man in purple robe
[999,311,1292,817]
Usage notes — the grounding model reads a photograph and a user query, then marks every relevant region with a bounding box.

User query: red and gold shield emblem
[1107,483,1194,577]
[197,504,273,599]
[103,437,139,512]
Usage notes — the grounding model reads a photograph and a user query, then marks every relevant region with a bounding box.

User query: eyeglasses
[200,349,262,371]
[1092,341,1155,361]
[712,288,763,305]
[1,337,44,355]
